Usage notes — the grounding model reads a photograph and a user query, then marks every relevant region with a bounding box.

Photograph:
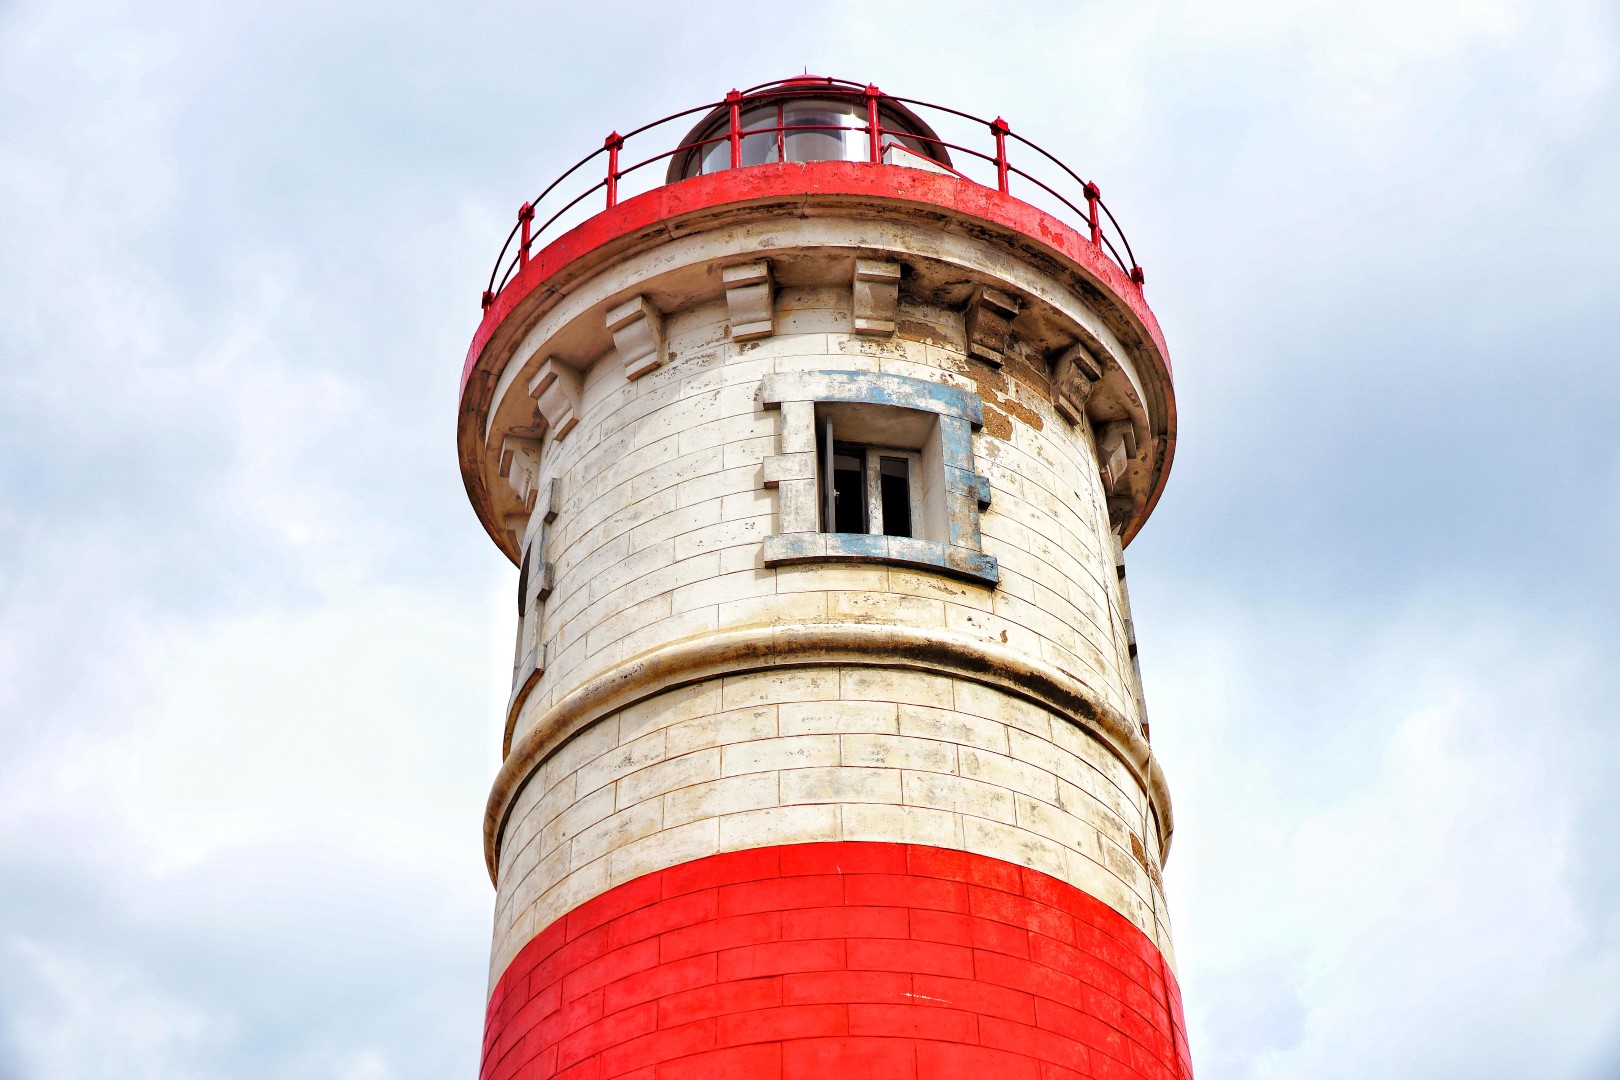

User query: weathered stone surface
[468,216,1179,1003]
[489,670,1175,985]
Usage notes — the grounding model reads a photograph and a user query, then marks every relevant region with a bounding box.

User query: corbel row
[718,257,906,343]
[1050,342,1148,535]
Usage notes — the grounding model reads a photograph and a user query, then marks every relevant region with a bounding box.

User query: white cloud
[1158,607,1620,1078]
[1,0,1616,1077]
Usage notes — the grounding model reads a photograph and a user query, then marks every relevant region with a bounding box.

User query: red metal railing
[480,77,1144,311]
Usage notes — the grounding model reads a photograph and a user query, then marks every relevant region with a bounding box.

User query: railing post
[865,84,882,164]
[727,89,743,169]
[518,202,534,267]
[1084,182,1102,247]
[605,132,623,208]
[991,117,1010,194]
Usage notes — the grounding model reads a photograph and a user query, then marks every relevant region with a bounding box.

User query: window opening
[878,456,912,537]
[828,437,867,534]
[819,416,920,539]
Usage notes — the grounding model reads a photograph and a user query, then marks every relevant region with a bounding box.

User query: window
[759,370,998,585]
[817,419,924,540]
[676,98,944,179]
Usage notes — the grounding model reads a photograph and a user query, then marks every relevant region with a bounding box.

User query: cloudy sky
[2,0,1617,1077]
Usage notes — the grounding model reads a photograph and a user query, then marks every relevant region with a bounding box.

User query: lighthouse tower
[459,77,1188,1080]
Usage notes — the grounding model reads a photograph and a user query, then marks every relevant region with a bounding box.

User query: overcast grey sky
[2,1,1617,1077]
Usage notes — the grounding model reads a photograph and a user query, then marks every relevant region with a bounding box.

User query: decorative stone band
[480,842,1194,1080]
[488,622,1172,880]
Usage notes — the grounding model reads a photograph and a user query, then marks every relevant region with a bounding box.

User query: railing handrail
[480,80,1145,311]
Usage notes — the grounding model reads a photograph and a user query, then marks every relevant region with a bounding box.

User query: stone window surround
[759,370,998,585]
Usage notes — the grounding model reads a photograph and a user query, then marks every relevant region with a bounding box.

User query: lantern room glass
[679,98,942,179]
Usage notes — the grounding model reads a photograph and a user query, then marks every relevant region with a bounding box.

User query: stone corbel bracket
[605,294,666,380]
[722,261,774,341]
[1049,339,1154,536]
[498,436,542,511]
[1051,343,1104,425]
[852,258,901,336]
[758,369,998,585]
[963,285,1021,366]
[1096,420,1140,534]
[527,357,581,442]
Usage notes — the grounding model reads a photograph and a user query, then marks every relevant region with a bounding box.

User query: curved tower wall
[462,153,1188,1080]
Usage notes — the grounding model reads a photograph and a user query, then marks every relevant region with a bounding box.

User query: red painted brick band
[482,842,1192,1080]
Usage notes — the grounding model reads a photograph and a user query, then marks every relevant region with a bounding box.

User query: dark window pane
[879,456,912,538]
[831,444,866,533]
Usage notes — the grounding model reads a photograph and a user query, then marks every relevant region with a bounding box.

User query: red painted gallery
[454,76,1190,1080]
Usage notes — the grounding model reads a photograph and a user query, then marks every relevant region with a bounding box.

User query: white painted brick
[615,748,721,809]
[717,541,766,574]
[570,798,664,861]
[718,803,842,848]
[575,728,667,796]
[538,783,615,862]
[1004,728,1084,786]
[663,705,779,757]
[721,435,777,470]
[721,668,838,710]
[826,591,947,628]
[896,704,1008,754]
[627,498,724,551]
[901,770,1016,824]
[779,766,902,805]
[671,568,775,614]
[840,802,962,847]
[612,550,719,609]
[840,667,953,709]
[673,514,772,561]
[961,816,1068,880]
[958,746,1059,804]
[718,590,826,625]
[549,717,619,780]
[664,772,780,827]
[775,563,888,594]
[778,699,898,736]
[951,682,1052,738]
[840,733,957,774]
[617,605,718,659]
[615,683,719,744]
[609,818,720,887]
[1013,793,1087,851]
[721,735,840,776]
[583,592,671,657]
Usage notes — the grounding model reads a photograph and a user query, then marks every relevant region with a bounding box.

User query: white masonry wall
[516,288,1139,741]
[485,282,1169,989]
[489,666,1173,989]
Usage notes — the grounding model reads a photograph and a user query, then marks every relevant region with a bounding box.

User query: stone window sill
[764,531,998,584]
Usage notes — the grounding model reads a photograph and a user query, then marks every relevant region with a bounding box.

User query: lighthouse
[459,76,1189,1080]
